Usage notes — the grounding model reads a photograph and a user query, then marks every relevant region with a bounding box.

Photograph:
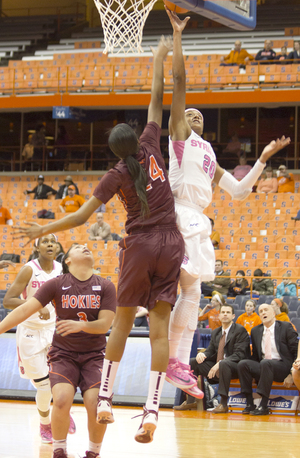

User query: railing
[3,140,300,173]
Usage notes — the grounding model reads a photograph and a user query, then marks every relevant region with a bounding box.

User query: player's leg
[32,375,52,443]
[51,383,75,458]
[167,269,201,388]
[83,388,107,458]
[97,306,136,424]
[134,300,171,444]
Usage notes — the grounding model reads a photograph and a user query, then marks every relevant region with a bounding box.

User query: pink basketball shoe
[166,358,196,389]
[40,423,52,443]
[68,414,76,434]
[178,362,204,399]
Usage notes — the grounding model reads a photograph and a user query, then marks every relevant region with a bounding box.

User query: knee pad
[171,272,201,330]
[33,377,52,412]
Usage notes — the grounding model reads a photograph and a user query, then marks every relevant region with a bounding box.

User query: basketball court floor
[1,400,299,458]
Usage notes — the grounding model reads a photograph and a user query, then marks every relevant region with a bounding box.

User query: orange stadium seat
[239,242,258,252]
[276,242,293,251]
[235,259,256,269]
[278,267,300,278]
[260,259,277,269]
[218,242,238,251]
[244,251,266,260]
[276,259,297,268]
[258,242,276,252]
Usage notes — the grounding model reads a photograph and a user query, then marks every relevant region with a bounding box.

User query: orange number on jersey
[77,312,88,322]
[149,155,165,183]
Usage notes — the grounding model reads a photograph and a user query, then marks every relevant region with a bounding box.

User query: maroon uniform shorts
[47,346,104,393]
[117,225,184,310]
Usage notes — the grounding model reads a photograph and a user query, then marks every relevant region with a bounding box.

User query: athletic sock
[88,440,102,455]
[53,439,67,453]
[99,359,119,398]
[39,413,51,425]
[145,371,166,413]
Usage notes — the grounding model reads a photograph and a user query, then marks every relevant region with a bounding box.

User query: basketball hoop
[93,0,158,54]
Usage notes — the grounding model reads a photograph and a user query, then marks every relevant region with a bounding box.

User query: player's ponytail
[108,123,149,218]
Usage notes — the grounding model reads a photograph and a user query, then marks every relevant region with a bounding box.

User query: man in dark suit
[238,303,298,416]
[174,304,250,413]
[55,175,79,199]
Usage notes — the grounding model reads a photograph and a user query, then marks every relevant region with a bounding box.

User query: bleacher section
[0,174,124,294]
[1,174,300,331]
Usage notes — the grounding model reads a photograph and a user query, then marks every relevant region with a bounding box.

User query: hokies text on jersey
[61,294,101,309]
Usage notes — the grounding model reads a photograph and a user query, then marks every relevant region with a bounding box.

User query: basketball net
[93,0,157,54]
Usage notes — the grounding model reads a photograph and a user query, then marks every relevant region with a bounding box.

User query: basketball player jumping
[165,7,291,398]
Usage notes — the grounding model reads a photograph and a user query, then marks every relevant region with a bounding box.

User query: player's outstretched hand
[260,136,291,163]
[0,260,16,269]
[165,5,190,33]
[12,221,43,244]
[151,35,173,60]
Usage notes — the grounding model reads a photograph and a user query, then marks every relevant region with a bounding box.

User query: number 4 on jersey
[146,155,165,191]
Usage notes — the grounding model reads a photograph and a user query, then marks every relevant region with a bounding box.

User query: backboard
[171,0,257,30]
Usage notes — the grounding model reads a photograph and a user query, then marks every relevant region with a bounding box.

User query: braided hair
[108,123,149,218]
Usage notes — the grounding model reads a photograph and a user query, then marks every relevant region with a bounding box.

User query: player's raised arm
[165,7,190,141]
[12,195,102,244]
[214,136,291,200]
[147,35,172,126]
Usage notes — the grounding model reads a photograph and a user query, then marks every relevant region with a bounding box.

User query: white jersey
[168,130,216,209]
[20,259,62,330]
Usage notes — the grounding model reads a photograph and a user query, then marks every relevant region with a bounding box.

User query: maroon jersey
[93,122,177,233]
[34,273,116,352]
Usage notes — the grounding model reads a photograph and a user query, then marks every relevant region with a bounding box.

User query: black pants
[190,357,239,399]
[238,359,290,399]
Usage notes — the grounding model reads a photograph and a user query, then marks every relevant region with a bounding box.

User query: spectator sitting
[220,40,254,67]
[232,156,252,180]
[201,259,231,296]
[256,166,278,194]
[209,218,220,250]
[255,40,276,63]
[271,298,296,331]
[277,165,294,193]
[0,198,13,225]
[276,273,297,298]
[134,306,149,328]
[236,299,262,335]
[59,185,85,213]
[276,46,288,61]
[287,41,300,63]
[228,270,249,297]
[55,242,65,264]
[252,268,274,297]
[237,303,298,416]
[23,175,57,200]
[55,175,79,199]
[88,212,113,242]
[175,304,250,413]
[198,291,224,330]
